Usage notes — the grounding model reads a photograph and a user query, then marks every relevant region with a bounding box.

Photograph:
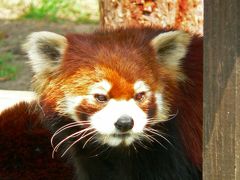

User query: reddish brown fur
[135,93,156,116]
[35,27,202,169]
[77,99,103,115]
[105,68,135,100]
[0,27,202,180]
[39,28,161,112]
[0,101,43,136]
[157,36,202,169]
[0,101,72,178]
[177,36,202,169]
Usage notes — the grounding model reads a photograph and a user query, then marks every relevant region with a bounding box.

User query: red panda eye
[134,92,146,102]
[94,94,108,103]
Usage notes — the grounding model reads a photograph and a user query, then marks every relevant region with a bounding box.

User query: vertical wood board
[204,0,240,179]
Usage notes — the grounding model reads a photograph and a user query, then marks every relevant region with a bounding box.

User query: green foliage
[0,52,17,80]
[22,0,99,24]
[23,0,70,21]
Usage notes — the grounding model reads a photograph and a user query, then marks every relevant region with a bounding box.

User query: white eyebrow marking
[88,79,112,95]
[56,96,84,121]
[134,80,150,93]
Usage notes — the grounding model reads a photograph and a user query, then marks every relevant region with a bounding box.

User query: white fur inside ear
[23,31,67,74]
[151,31,191,67]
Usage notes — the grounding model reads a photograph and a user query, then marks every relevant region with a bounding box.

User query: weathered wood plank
[204,0,240,179]
[0,90,35,112]
[235,59,240,179]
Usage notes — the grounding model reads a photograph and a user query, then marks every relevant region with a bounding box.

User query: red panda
[0,27,202,179]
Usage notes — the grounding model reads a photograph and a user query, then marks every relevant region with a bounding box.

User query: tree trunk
[99,0,203,34]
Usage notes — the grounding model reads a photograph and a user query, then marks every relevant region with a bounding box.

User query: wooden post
[204,0,240,179]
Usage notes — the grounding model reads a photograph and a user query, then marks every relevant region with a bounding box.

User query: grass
[0,52,17,81]
[22,0,99,24]
[23,0,70,22]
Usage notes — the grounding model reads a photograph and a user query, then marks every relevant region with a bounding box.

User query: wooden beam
[204,0,240,179]
[0,90,35,113]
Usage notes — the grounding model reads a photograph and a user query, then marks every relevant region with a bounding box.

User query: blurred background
[0,0,203,91]
[0,0,99,90]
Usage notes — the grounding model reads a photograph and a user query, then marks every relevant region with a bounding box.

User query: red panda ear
[151,31,191,69]
[23,31,67,74]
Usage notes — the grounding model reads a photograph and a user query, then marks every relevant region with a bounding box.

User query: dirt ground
[0,19,98,90]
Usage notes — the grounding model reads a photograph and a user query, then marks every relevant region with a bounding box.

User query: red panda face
[24,28,191,149]
[45,64,166,146]
[60,77,164,146]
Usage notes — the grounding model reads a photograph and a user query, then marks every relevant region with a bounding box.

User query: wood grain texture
[204,0,240,179]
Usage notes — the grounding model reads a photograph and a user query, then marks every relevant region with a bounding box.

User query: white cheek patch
[155,93,163,112]
[61,96,84,121]
[56,80,112,121]
[155,93,168,122]
[58,95,96,121]
[90,99,147,135]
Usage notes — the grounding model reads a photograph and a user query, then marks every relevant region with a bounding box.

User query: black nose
[114,115,134,132]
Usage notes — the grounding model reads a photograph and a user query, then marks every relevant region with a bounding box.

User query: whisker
[53,121,89,137]
[90,139,99,145]
[36,100,45,116]
[139,133,154,143]
[146,127,169,136]
[52,127,94,158]
[61,130,97,157]
[144,131,168,149]
[145,128,173,147]
[147,109,179,124]
[147,127,173,146]
[82,133,97,149]
[51,123,83,146]
[51,122,91,146]
[90,146,111,158]
[132,142,138,153]
[53,127,94,151]
[135,139,151,150]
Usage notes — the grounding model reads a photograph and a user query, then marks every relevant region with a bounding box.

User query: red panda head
[24,28,191,147]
